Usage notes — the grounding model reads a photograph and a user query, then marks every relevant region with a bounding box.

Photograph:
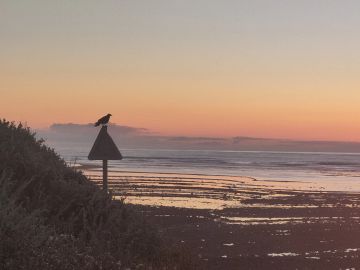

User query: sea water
[49,140,360,190]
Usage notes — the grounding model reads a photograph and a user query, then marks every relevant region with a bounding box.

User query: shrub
[0,120,198,269]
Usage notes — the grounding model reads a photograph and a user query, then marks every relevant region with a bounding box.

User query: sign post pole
[103,159,108,193]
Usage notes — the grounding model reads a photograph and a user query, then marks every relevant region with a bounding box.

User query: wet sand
[83,168,360,269]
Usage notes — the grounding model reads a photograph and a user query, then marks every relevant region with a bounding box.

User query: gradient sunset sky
[1,1,360,141]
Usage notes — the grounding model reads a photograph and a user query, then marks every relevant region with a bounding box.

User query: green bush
[0,120,198,269]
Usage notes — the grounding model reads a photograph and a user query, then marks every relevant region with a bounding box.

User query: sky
[1,1,360,141]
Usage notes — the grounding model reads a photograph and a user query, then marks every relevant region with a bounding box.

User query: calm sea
[49,141,360,186]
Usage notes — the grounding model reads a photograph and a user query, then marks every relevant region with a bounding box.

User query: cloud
[49,123,148,135]
[36,123,360,153]
[167,136,226,142]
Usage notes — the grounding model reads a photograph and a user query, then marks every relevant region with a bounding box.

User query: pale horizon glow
[1,1,360,142]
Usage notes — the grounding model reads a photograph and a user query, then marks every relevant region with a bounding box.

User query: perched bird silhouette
[94,114,112,127]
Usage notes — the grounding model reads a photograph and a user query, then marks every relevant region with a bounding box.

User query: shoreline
[76,163,260,179]
[77,161,360,193]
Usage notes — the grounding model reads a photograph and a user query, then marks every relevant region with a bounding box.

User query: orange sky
[1,1,360,141]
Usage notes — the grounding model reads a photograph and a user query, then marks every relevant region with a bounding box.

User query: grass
[0,119,199,270]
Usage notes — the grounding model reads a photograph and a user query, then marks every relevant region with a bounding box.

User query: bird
[94,113,112,127]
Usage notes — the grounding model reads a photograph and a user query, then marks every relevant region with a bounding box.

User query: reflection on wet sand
[84,170,333,210]
[83,168,360,269]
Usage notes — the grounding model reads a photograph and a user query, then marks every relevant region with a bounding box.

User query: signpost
[88,125,122,193]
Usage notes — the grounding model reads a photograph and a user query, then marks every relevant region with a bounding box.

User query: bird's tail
[94,122,100,127]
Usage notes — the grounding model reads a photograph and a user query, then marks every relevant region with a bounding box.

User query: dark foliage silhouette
[0,119,198,270]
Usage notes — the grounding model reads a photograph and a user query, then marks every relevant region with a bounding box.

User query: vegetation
[0,119,198,269]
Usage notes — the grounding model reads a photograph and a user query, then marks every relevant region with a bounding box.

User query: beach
[5,1,360,268]
[82,168,360,269]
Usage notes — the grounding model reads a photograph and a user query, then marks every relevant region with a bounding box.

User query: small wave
[317,162,360,166]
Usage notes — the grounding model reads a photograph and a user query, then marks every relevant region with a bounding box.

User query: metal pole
[103,159,108,193]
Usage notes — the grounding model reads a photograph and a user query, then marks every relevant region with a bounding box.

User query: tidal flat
[84,169,360,269]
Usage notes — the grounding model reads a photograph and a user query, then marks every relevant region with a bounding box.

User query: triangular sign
[88,126,123,160]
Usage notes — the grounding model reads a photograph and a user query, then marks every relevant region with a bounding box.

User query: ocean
[49,140,360,191]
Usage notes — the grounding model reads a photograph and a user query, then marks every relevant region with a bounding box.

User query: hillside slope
[0,120,197,270]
